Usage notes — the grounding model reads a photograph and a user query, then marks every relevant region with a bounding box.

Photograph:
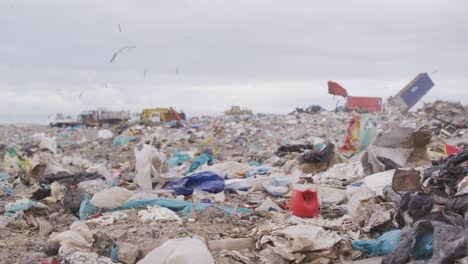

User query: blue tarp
[163,171,225,195]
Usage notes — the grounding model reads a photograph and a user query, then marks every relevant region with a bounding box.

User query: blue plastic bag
[184,153,213,175]
[4,199,35,217]
[412,231,433,260]
[168,149,192,167]
[262,178,290,197]
[112,136,137,146]
[163,171,224,196]
[2,184,13,196]
[79,193,100,220]
[352,230,401,256]
[249,161,262,167]
[110,244,118,262]
[246,168,271,177]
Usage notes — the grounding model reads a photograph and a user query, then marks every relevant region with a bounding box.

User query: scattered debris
[0,99,467,263]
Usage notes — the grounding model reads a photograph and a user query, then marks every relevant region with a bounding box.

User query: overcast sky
[1,0,467,123]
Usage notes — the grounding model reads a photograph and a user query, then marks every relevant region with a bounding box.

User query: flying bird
[109,46,136,63]
[78,88,86,98]
[143,68,150,77]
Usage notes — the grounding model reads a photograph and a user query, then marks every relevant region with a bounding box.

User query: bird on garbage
[109,46,136,63]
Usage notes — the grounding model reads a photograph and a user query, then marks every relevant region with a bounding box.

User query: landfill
[0,100,467,264]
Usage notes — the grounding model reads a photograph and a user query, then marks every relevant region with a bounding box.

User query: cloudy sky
[1,0,467,123]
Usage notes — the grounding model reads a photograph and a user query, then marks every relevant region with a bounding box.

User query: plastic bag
[112,136,137,146]
[86,163,111,182]
[163,171,224,196]
[224,177,271,191]
[167,149,191,167]
[4,199,35,216]
[39,136,57,153]
[262,175,300,197]
[193,189,225,203]
[78,179,107,196]
[134,144,170,191]
[79,194,100,220]
[137,237,214,264]
[50,230,91,250]
[262,179,290,197]
[3,152,20,175]
[184,153,213,175]
[90,187,132,209]
[352,230,401,256]
[97,129,113,139]
[200,161,247,178]
[108,198,252,216]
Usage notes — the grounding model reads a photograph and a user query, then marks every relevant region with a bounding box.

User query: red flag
[328,81,348,97]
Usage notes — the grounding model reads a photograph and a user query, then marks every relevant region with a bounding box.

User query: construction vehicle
[47,113,78,127]
[225,106,253,116]
[140,108,185,122]
[78,109,131,126]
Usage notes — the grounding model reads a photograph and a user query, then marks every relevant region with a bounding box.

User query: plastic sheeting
[97,129,113,139]
[361,127,431,175]
[134,144,171,191]
[184,153,213,175]
[90,187,132,209]
[163,171,224,196]
[80,197,252,220]
[167,149,191,167]
[137,237,214,264]
[352,230,401,256]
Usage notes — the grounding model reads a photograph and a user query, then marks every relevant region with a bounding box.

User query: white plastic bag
[134,144,170,191]
[78,179,107,196]
[97,129,113,139]
[39,136,57,153]
[86,163,111,182]
[137,237,214,264]
[90,187,132,209]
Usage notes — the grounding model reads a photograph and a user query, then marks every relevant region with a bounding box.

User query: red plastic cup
[290,189,319,217]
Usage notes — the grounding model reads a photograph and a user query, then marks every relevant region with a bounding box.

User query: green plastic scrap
[7,147,17,157]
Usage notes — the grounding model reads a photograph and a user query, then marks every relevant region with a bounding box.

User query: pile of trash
[0,100,467,263]
[290,105,325,115]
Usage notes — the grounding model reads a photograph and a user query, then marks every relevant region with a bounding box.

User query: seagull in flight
[109,46,136,63]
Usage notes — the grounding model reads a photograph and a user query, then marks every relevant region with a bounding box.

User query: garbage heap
[0,101,466,264]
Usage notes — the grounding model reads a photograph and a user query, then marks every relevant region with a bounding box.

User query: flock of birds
[77,24,179,99]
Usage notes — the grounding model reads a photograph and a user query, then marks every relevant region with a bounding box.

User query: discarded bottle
[290,189,319,217]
